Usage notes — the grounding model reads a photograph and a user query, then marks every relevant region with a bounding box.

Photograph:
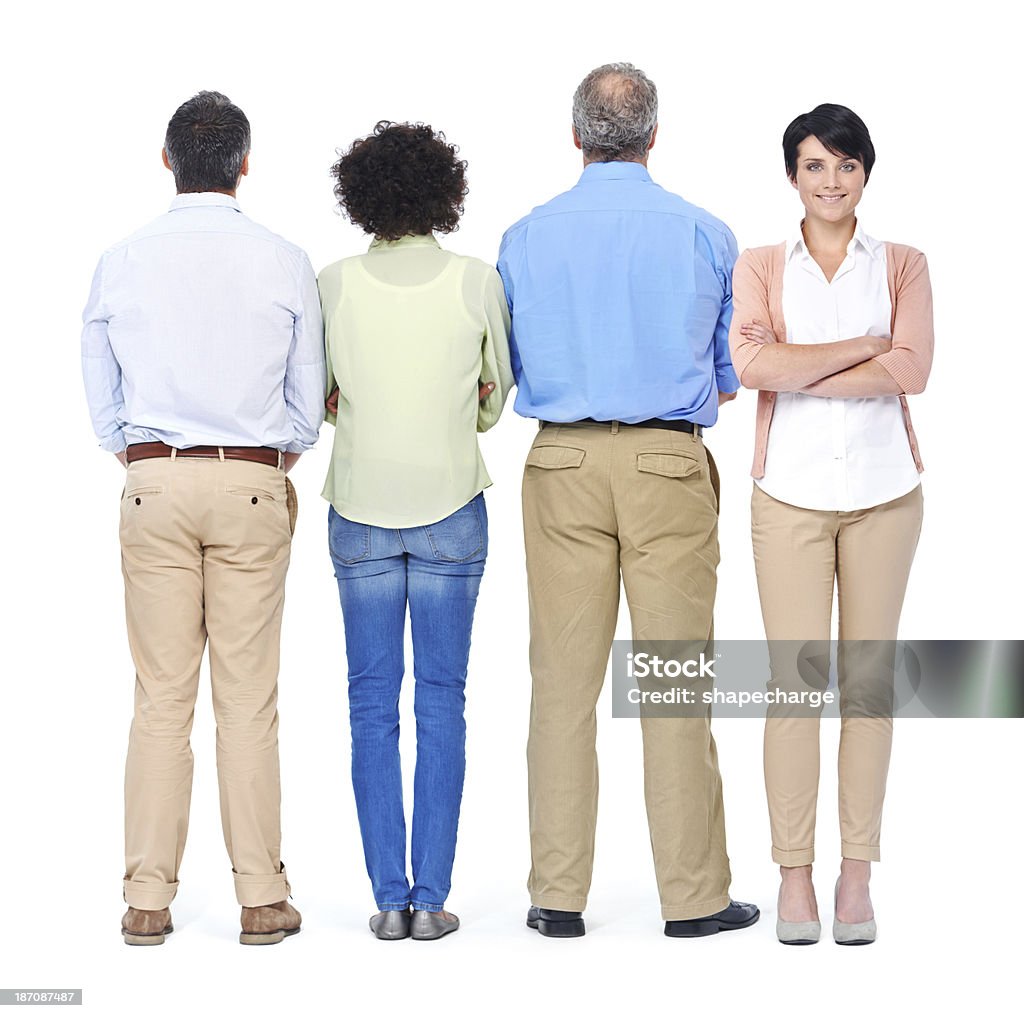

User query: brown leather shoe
[121,907,173,946]
[239,900,302,945]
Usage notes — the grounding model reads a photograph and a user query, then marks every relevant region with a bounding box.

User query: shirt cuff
[98,430,127,454]
[715,367,741,394]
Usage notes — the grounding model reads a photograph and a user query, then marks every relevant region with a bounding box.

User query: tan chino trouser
[523,422,732,921]
[752,483,923,865]
[119,454,294,909]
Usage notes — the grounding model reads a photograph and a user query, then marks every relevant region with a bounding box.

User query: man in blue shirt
[498,62,758,938]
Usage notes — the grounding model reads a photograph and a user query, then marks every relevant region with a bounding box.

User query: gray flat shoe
[369,908,411,940]
[833,879,876,945]
[410,909,459,940]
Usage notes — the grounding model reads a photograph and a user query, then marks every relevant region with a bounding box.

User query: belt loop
[611,421,620,435]
[170,447,177,462]
[217,446,225,462]
[277,449,283,471]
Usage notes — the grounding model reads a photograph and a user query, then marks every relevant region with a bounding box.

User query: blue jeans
[328,493,487,912]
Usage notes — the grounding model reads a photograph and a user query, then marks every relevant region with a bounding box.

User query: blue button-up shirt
[497,162,739,426]
[81,192,325,453]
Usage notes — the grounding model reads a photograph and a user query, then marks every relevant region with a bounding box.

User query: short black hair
[331,121,468,241]
[783,103,875,182]
[164,91,250,194]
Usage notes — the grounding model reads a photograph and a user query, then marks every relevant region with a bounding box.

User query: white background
[2,0,1021,1014]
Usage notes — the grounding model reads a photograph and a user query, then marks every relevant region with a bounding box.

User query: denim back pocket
[424,497,485,563]
[328,510,372,565]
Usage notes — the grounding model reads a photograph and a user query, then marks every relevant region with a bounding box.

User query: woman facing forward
[729,104,933,946]
[320,122,513,940]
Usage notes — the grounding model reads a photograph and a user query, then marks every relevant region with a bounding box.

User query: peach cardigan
[728,242,934,479]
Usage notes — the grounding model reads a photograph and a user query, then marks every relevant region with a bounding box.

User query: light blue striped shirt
[497,161,739,426]
[81,192,325,453]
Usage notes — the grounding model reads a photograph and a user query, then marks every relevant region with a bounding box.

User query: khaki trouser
[119,454,294,909]
[523,422,732,921]
[752,483,923,865]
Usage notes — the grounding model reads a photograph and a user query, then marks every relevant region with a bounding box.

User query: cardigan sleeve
[874,246,934,395]
[727,248,776,386]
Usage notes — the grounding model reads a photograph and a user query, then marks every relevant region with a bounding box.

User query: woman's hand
[326,387,340,415]
[479,381,496,402]
[739,320,776,345]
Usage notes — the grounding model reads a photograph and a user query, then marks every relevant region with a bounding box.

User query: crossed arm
[726,247,934,399]
[737,321,901,397]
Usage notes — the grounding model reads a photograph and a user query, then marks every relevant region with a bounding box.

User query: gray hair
[571,62,658,162]
[164,91,251,194]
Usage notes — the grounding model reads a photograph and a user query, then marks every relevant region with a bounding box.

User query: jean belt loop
[277,449,284,471]
[169,447,177,462]
[217,446,225,462]
[611,420,620,435]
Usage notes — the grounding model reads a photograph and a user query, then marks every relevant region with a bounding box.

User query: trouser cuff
[234,863,291,907]
[529,892,588,912]
[123,878,179,911]
[772,846,815,866]
[662,893,732,922]
[841,841,880,862]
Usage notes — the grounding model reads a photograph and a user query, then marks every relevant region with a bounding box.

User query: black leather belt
[539,417,702,436]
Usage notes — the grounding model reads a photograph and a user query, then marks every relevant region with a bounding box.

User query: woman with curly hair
[319,121,513,941]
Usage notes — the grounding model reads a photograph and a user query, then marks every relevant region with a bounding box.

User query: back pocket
[329,511,372,564]
[636,451,701,479]
[424,499,485,562]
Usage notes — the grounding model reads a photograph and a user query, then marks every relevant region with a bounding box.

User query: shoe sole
[835,937,875,946]
[122,923,173,946]
[410,925,459,941]
[239,926,301,946]
[371,929,411,940]
[779,937,819,946]
[665,911,760,938]
[527,916,586,938]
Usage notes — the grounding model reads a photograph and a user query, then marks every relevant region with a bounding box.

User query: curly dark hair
[331,121,468,241]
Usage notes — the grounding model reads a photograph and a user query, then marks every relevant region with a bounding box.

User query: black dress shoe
[527,906,586,938]
[664,900,760,938]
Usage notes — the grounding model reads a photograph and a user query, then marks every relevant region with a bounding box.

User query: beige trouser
[752,483,923,865]
[119,454,294,909]
[523,422,732,921]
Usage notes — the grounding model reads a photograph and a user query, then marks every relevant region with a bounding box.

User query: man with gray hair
[82,91,324,945]
[498,63,758,938]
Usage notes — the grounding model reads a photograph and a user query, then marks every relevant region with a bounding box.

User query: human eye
[805,162,823,171]
[840,162,858,172]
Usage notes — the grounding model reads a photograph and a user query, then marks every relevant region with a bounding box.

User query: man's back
[82,192,324,453]
[498,161,738,425]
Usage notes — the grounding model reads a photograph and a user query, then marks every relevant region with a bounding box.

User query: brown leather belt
[125,441,281,467]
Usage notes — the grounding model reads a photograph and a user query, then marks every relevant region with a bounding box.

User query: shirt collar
[368,233,441,252]
[169,192,242,213]
[578,161,653,184]
[786,219,883,263]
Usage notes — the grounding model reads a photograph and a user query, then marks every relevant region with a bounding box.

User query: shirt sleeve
[81,253,128,453]
[713,228,741,393]
[496,232,523,385]
[477,266,515,433]
[727,249,774,386]
[283,252,327,452]
[318,266,339,428]
[874,248,933,395]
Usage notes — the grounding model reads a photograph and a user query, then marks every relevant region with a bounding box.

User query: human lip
[816,194,847,202]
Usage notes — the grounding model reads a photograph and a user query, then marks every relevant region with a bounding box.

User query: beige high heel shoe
[833,878,877,945]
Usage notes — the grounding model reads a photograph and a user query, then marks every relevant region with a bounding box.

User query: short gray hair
[164,91,250,194]
[572,63,658,162]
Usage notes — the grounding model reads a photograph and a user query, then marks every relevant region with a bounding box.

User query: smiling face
[790,135,866,226]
